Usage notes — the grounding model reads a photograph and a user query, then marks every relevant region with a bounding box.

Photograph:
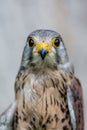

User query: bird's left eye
[28,37,35,48]
[52,38,60,48]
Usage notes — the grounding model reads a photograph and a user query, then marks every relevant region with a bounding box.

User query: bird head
[21,30,69,70]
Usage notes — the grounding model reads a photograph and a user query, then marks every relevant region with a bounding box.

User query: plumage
[68,77,84,130]
[14,30,84,130]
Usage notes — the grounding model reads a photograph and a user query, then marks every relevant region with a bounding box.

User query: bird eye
[52,38,60,48]
[28,37,35,48]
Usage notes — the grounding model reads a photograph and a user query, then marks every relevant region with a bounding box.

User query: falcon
[14,30,84,130]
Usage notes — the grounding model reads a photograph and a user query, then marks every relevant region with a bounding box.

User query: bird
[14,30,84,130]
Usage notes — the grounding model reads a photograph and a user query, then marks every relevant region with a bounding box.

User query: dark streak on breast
[15,82,20,94]
[45,97,48,117]
[23,74,28,80]
[59,89,65,97]
[50,95,53,105]
[60,73,66,82]
[15,108,19,127]
[63,125,69,130]
[23,91,25,108]
[46,115,51,124]
[54,114,59,123]
[43,86,45,93]
[60,104,66,113]
[51,78,55,88]
[62,81,66,89]
[22,82,25,89]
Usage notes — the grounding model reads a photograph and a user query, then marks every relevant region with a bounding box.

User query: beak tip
[39,48,48,60]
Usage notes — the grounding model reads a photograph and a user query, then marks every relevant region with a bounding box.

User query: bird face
[21,30,69,69]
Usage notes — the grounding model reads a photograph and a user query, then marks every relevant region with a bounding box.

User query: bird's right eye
[28,37,35,48]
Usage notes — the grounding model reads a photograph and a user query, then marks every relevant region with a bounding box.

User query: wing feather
[67,77,84,130]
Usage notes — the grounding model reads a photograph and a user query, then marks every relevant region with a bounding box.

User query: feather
[67,77,84,130]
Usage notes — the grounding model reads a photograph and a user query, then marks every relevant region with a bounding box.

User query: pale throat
[30,55,58,71]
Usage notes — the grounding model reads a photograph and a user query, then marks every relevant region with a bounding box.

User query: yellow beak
[35,42,52,52]
[34,42,52,60]
[37,42,51,51]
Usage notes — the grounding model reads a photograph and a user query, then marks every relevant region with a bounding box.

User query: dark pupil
[29,39,34,47]
[54,39,60,46]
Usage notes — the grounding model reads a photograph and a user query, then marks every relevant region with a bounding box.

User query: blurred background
[0,0,87,129]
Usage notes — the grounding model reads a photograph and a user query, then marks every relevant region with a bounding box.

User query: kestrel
[14,30,84,130]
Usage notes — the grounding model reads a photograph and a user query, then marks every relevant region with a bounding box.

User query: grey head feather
[20,29,73,73]
[29,29,61,41]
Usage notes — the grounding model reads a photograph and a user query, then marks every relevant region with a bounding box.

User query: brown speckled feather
[13,30,84,130]
[14,69,74,130]
[70,77,84,130]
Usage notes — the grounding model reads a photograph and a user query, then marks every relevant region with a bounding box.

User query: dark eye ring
[28,37,35,48]
[53,38,60,48]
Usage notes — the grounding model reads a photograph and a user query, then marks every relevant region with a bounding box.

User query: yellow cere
[34,42,53,53]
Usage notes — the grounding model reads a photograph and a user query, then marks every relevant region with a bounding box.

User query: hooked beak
[38,48,48,60]
[34,42,53,60]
